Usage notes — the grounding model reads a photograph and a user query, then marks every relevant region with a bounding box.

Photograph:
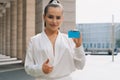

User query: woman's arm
[68,33,86,70]
[72,33,86,69]
[73,45,86,69]
[24,39,45,77]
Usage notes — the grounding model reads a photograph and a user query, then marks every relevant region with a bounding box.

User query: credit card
[68,30,80,38]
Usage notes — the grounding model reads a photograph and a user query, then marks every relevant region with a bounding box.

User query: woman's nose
[53,18,57,23]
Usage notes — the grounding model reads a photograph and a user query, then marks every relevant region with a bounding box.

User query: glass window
[102,43,104,48]
[106,43,109,48]
[90,43,92,48]
[94,43,96,48]
[83,43,86,48]
[97,43,101,48]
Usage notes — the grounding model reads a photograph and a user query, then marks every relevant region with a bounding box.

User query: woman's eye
[56,16,61,19]
[48,15,61,19]
[48,16,53,19]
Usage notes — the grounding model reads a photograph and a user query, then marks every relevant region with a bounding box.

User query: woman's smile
[50,23,58,27]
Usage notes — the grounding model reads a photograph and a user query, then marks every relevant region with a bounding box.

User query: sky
[76,0,120,23]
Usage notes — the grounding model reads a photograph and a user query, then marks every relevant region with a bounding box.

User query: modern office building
[115,24,120,48]
[76,23,120,51]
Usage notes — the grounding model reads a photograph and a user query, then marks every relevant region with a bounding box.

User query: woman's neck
[44,28,58,36]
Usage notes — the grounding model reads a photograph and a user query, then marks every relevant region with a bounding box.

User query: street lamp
[112,14,115,62]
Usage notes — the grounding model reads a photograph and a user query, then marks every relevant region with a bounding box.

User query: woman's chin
[51,27,59,31]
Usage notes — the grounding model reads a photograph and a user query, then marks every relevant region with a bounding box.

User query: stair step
[0,60,22,65]
[0,55,10,59]
[0,58,17,62]
[0,54,23,65]
[0,63,24,73]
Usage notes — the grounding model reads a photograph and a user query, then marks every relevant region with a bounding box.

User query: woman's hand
[73,34,82,48]
[42,59,53,74]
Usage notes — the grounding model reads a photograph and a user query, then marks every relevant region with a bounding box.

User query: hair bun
[48,0,60,4]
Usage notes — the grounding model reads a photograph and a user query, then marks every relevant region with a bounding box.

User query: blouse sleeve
[24,39,45,77]
[68,38,86,70]
[73,45,86,70]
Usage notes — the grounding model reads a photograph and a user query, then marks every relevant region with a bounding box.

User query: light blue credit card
[68,30,80,38]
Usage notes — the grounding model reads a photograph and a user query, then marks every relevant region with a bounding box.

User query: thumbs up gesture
[42,59,53,74]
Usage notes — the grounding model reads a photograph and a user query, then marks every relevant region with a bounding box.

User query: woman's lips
[50,24,58,27]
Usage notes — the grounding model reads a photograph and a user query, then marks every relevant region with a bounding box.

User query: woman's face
[44,7,63,31]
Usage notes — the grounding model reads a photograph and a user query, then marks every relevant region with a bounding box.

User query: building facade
[0,0,76,62]
[115,24,120,48]
[76,23,120,51]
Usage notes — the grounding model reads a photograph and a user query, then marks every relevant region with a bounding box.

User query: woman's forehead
[47,7,63,15]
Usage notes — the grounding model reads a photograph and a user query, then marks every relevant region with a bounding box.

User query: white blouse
[24,30,86,80]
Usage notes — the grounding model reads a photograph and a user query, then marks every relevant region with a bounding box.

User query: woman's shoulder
[30,33,42,41]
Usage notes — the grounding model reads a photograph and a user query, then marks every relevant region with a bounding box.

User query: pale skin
[42,6,82,74]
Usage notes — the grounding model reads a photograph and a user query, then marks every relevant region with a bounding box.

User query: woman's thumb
[45,59,49,64]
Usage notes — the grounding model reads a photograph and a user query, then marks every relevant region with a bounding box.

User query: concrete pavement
[0,53,120,80]
[0,64,35,80]
[0,69,34,80]
[71,53,120,80]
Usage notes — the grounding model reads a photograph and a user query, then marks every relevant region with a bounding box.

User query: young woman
[24,0,86,80]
